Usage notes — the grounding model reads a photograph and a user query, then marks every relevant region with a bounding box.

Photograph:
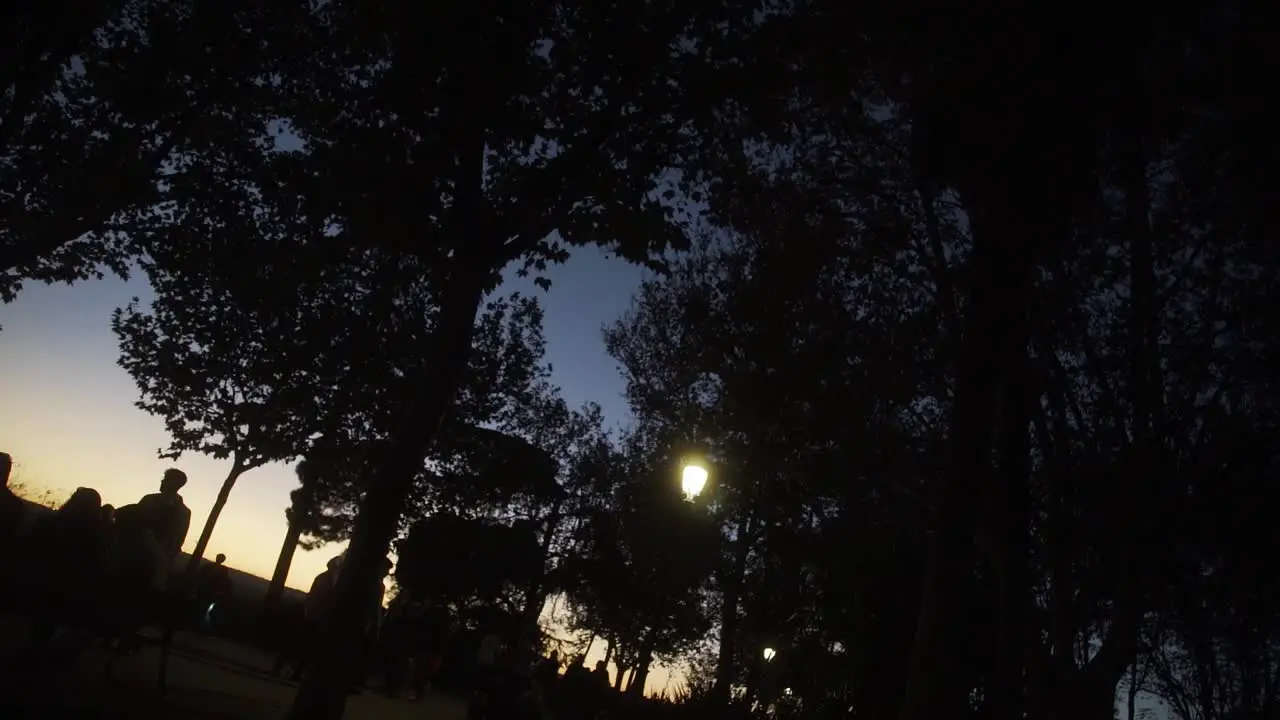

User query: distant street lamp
[762,647,777,662]
[681,461,709,501]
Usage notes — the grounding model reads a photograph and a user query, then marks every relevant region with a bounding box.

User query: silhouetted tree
[125,196,555,589]
[112,285,316,572]
[606,206,950,712]
[264,453,361,612]
[1144,400,1280,720]
[396,513,545,610]
[0,0,305,307]
[560,434,719,696]
[264,2,746,714]
[254,293,557,608]
[642,5,1280,719]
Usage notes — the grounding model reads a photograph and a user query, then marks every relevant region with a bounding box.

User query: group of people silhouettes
[275,552,422,697]
[1,453,623,717]
[272,552,617,718]
[0,452,231,668]
[466,640,619,720]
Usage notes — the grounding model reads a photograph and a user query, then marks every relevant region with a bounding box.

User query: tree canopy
[1,0,306,307]
[396,512,545,608]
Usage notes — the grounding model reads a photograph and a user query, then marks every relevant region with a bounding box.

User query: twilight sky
[0,245,646,590]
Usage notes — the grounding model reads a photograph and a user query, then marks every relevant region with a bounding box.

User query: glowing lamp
[681,463,709,500]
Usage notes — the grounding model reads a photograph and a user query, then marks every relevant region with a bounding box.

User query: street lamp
[681,461,709,500]
[762,647,777,662]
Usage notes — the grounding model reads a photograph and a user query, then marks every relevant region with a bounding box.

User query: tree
[560,434,719,696]
[605,202,951,711]
[1143,399,1280,720]
[254,293,557,611]
[1,0,307,306]
[261,2,754,715]
[420,425,560,516]
[113,276,317,573]
[264,453,363,612]
[598,29,1279,713]
[395,513,545,609]
[125,139,558,596]
[658,6,1280,719]
[402,425,562,631]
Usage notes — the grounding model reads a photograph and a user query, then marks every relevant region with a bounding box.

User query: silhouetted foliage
[260,0,745,711]
[396,513,544,608]
[0,0,307,306]
[427,419,561,514]
[560,434,719,694]
[112,278,316,568]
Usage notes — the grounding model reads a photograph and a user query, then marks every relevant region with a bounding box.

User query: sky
[0,244,673,687]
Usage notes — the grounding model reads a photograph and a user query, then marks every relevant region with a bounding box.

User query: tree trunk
[185,462,247,579]
[897,81,1104,717]
[1077,134,1158,720]
[627,635,656,697]
[991,237,1033,720]
[625,665,639,693]
[287,263,488,720]
[898,205,1028,720]
[1039,361,1079,674]
[264,516,303,612]
[629,659,653,698]
[1051,136,1157,720]
[519,497,563,651]
[712,510,754,706]
[614,662,627,691]
[1127,662,1137,720]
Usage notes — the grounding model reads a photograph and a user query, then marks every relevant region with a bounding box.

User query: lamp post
[681,461,709,501]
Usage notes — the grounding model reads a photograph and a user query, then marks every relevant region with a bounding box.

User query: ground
[0,615,468,719]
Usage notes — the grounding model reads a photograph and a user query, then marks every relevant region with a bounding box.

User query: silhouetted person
[413,599,451,698]
[136,469,191,579]
[590,659,612,701]
[384,595,452,700]
[275,555,342,679]
[347,556,394,695]
[112,469,191,592]
[0,452,24,552]
[378,593,411,695]
[26,487,107,658]
[306,556,342,622]
[532,649,561,712]
[560,657,593,720]
[536,649,560,680]
[468,624,509,718]
[100,504,116,526]
[0,452,25,611]
[195,553,233,626]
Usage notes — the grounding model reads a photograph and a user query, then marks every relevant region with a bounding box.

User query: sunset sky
[0,245,667,686]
